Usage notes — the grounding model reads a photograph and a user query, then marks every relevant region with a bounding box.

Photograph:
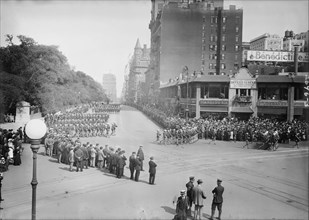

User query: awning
[231,107,253,113]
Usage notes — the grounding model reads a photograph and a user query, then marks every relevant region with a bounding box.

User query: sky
[0,0,308,98]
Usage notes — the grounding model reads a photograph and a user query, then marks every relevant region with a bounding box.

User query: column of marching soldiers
[43,104,157,184]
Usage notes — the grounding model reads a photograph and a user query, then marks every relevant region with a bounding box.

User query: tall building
[127,39,150,103]
[283,30,308,52]
[147,0,243,96]
[102,73,117,103]
[249,33,283,51]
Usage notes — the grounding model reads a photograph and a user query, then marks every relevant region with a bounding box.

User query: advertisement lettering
[247,50,309,62]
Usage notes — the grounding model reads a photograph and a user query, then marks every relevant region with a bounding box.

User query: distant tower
[102,73,117,103]
[134,38,143,60]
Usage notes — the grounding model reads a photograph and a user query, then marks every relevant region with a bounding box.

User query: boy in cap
[174,189,189,220]
[210,179,224,220]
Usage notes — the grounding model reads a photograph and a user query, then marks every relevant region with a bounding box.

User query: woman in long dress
[13,146,21,166]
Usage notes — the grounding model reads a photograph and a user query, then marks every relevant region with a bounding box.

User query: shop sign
[200,99,228,105]
[230,79,257,89]
[305,75,309,107]
[257,101,288,107]
[247,50,309,62]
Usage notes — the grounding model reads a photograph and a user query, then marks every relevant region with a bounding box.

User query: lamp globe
[25,119,47,140]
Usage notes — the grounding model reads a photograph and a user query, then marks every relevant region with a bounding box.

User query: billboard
[247,50,309,62]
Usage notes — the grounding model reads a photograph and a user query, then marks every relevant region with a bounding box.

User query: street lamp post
[25,119,47,220]
[184,66,189,120]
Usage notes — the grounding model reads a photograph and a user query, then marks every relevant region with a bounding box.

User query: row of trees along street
[0,35,107,120]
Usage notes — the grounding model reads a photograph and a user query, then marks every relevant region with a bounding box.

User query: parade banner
[247,50,309,62]
[230,79,257,89]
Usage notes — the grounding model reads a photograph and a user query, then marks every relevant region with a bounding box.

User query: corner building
[148,0,243,93]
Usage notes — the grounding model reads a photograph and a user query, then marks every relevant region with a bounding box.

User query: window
[236,16,240,24]
[209,45,216,51]
[202,25,205,30]
[221,54,225,60]
[203,16,206,23]
[234,63,239,70]
[202,53,205,59]
[221,72,226,75]
[222,17,226,23]
[209,63,216,69]
[202,60,205,65]
[235,45,239,51]
[202,32,205,37]
[235,35,239,42]
[202,45,206,51]
[211,16,217,24]
[202,38,206,44]
[236,26,239,33]
[209,54,217,59]
[222,26,226,32]
[222,35,226,42]
[221,63,226,69]
[235,54,238,60]
[210,35,214,42]
[222,45,226,51]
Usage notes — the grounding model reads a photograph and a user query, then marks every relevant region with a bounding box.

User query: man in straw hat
[192,179,206,220]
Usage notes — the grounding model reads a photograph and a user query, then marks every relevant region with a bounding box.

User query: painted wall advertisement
[247,50,309,62]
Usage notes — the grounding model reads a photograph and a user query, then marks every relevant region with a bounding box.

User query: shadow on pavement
[161,206,175,215]
[59,167,72,172]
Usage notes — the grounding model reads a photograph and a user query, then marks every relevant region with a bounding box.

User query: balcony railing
[233,95,252,103]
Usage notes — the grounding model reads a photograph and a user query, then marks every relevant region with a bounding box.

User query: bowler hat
[217,178,222,182]
[197,179,203,184]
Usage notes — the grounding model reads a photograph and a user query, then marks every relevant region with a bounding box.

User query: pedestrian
[117,150,126,178]
[81,144,89,169]
[192,179,207,220]
[68,147,74,171]
[174,190,189,220]
[134,155,142,182]
[294,131,301,149]
[243,132,249,149]
[0,156,6,210]
[97,147,104,170]
[137,145,145,171]
[74,144,84,172]
[90,146,97,167]
[129,152,136,180]
[186,176,195,217]
[148,156,157,185]
[210,179,224,220]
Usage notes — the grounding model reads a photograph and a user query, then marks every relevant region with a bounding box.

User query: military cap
[189,176,195,180]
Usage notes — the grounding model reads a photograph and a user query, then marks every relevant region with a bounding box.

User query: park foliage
[0,35,107,116]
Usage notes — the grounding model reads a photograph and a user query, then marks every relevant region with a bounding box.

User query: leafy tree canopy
[0,35,107,116]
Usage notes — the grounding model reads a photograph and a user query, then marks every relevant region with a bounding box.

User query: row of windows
[203,25,240,34]
[208,54,238,60]
[205,45,240,51]
[207,35,240,42]
[202,16,241,24]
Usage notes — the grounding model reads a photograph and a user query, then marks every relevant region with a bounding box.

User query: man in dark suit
[148,156,157,184]
[210,179,224,220]
[129,152,136,180]
[74,144,84,172]
[134,155,141,182]
[186,176,195,217]
[137,146,145,171]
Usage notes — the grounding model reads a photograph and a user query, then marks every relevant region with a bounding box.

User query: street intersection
[1,106,308,220]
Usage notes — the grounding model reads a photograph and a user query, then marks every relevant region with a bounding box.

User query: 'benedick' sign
[247,50,309,62]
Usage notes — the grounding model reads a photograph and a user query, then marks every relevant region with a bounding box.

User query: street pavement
[1,105,308,220]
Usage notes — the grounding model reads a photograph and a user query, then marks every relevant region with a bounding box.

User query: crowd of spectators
[129,102,308,147]
[0,127,23,172]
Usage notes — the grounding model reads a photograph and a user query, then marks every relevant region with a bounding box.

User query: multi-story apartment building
[102,73,117,103]
[128,39,150,103]
[147,0,243,98]
[283,30,308,52]
[249,33,283,51]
